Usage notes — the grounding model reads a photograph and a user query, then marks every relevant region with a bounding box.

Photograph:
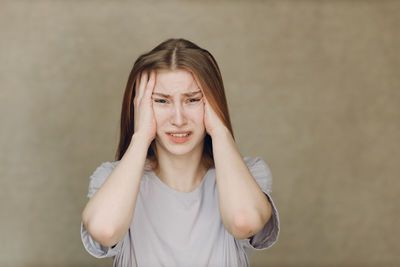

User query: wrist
[210,126,230,140]
[130,132,153,149]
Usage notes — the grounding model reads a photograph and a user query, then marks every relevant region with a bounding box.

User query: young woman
[81,38,279,266]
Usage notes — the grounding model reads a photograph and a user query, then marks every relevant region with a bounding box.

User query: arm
[81,70,157,247]
[212,128,272,239]
[81,133,150,247]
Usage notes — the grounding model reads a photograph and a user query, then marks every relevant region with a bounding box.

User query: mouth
[167,131,192,137]
[166,131,192,143]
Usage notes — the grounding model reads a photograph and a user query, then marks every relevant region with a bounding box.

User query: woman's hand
[133,70,157,145]
[202,93,229,138]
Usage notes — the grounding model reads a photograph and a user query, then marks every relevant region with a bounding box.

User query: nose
[170,103,187,127]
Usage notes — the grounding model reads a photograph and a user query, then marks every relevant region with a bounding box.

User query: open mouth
[167,131,192,143]
[169,132,191,137]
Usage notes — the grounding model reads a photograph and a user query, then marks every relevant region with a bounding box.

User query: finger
[145,70,156,98]
[199,88,207,103]
[133,73,141,104]
[134,72,142,95]
[202,93,208,106]
[134,72,142,103]
[136,71,148,102]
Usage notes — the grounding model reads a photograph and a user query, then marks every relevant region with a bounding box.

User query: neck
[153,144,208,193]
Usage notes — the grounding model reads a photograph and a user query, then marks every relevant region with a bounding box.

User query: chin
[164,141,200,156]
[166,147,194,156]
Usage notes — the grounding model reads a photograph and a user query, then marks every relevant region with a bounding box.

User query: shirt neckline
[148,167,213,198]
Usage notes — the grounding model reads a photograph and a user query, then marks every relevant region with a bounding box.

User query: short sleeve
[80,161,123,258]
[87,161,119,199]
[241,156,280,250]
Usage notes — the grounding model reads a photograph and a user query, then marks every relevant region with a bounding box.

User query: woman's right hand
[133,70,157,146]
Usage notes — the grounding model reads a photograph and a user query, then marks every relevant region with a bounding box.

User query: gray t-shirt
[80,156,280,267]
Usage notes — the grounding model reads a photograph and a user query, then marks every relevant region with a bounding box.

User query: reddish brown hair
[115,38,234,170]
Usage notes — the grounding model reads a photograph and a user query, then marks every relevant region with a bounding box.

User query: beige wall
[1,0,399,266]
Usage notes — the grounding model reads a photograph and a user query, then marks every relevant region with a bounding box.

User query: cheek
[189,106,204,125]
[153,108,167,126]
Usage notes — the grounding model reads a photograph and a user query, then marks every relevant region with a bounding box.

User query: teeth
[170,133,190,137]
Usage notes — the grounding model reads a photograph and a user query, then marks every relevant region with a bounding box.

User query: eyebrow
[152,90,202,98]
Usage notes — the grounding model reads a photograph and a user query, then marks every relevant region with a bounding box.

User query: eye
[188,98,201,103]
[154,99,168,104]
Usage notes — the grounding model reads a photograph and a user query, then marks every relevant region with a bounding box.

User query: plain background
[1,0,399,266]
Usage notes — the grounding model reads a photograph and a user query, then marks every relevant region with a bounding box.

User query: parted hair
[115,38,235,171]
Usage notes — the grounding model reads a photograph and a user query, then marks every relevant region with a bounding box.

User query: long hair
[115,38,234,171]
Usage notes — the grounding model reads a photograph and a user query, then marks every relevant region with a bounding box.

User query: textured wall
[1,0,399,266]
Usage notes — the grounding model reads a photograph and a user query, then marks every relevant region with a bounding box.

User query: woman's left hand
[202,94,228,138]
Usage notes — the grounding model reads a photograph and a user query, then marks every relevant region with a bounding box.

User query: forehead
[154,69,200,93]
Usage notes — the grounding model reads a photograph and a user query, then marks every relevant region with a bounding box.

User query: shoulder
[242,156,272,175]
[243,156,263,166]
[242,156,273,195]
[87,159,153,199]
[87,160,120,199]
[90,160,120,181]
[91,161,119,176]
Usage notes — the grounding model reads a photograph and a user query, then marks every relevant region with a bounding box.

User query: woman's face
[152,69,206,157]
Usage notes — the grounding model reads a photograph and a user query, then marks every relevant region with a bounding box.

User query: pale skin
[193,72,272,239]
[81,69,272,247]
